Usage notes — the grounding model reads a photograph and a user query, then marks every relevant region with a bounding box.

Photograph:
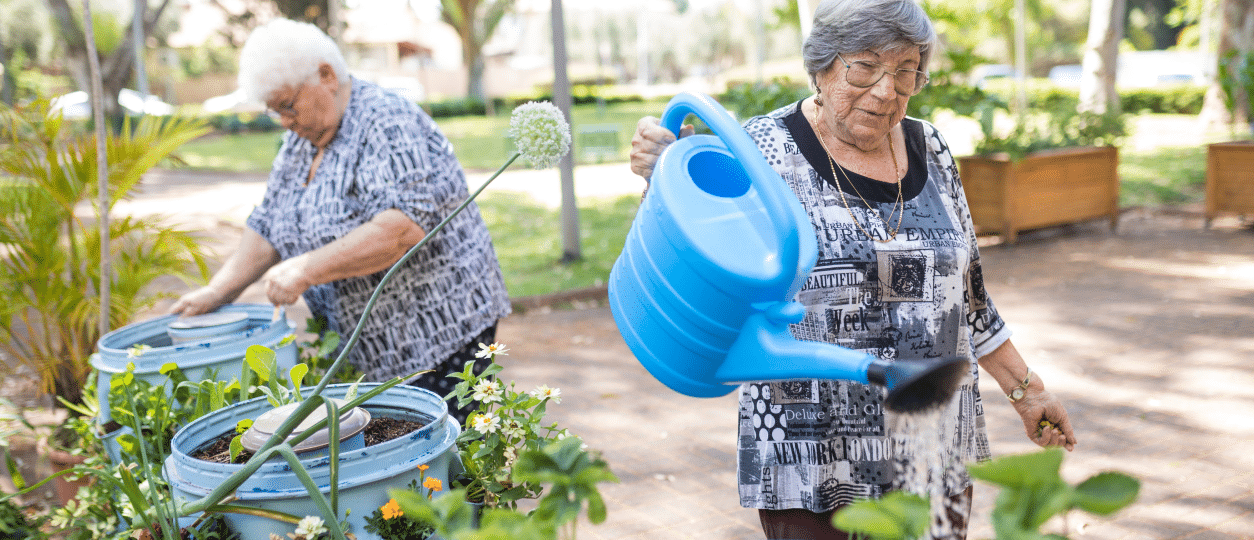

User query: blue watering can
[607,92,965,413]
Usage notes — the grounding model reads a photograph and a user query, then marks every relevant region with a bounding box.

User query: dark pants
[407,324,497,427]
[758,486,972,540]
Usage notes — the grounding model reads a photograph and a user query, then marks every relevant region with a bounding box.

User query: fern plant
[0,98,211,407]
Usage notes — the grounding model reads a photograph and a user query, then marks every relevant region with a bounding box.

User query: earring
[814,92,824,107]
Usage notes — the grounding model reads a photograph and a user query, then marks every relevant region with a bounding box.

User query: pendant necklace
[814,119,904,243]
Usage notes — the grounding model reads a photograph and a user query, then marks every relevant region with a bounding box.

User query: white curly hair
[237,18,350,103]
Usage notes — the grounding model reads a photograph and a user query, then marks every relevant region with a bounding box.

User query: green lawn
[477,192,638,299]
[1118,145,1207,207]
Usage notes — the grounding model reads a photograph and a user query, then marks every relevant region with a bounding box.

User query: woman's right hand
[629,116,694,181]
[168,286,227,317]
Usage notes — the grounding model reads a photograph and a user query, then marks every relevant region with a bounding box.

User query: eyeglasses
[836,54,929,96]
[266,86,303,120]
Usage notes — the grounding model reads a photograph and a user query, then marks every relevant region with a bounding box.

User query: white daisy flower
[502,418,526,439]
[475,342,510,359]
[471,379,503,403]
[471,412,500,434]
[529,385,562,404]
[294,516,327,538]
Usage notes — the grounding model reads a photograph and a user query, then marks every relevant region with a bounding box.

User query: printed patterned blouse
[734,103,1011,519]
[247,77,511,381]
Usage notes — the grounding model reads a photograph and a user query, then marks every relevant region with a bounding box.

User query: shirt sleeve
[352,106,460,233]
[925,122,1013,359]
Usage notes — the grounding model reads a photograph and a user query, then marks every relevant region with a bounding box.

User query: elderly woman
[629,0,1076,538]
[170,19,510,422]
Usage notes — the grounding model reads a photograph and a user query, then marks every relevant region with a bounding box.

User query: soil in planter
[191,417,425,464]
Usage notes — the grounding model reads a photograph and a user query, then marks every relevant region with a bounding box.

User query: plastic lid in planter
[240,399,371,455]
[167,311,251,344]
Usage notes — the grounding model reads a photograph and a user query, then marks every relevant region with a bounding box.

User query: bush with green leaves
[0,98,211,407]
[719,78,814,119]
[832,448,1139,540]
[974,105,1128,161]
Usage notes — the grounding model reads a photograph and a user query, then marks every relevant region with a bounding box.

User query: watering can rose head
[508,101,571,169]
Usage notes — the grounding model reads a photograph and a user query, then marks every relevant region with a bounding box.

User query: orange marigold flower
[417,464,429,472]
[423,477,443,492]
[381,498,403,520]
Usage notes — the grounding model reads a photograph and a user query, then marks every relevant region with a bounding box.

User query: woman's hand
[261,254,313,307]
[629,116,694,180]
[1012,388,1077,451]
[168,286,228,317]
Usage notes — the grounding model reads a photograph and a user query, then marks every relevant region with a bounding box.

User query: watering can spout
[716,302,967,413]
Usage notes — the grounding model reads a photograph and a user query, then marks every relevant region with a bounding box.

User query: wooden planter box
[1205,141,1254,226]
[957,146,1119,244]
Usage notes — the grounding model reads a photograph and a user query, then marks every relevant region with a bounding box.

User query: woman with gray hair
[170,18,510,424]
[630,0,1076,537]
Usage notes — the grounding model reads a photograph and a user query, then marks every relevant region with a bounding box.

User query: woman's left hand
[262,255,312,306]
[1011,389,1077,451]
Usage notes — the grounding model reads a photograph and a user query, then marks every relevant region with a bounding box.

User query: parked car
[49,89,174,118]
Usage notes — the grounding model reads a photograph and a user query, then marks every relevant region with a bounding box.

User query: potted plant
[0,98,211,408]
[1205,50,1254,227]
[957,106,1127,244]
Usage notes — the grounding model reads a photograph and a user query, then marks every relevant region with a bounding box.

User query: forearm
[209,229,281,301]
[976,340,1045,397]
[295,209,426,286]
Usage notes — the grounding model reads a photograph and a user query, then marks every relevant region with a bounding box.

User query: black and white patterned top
[247,77,511,381]
[735,102,1009,522]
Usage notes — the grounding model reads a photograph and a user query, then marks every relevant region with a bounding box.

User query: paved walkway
[48,159,1254,539]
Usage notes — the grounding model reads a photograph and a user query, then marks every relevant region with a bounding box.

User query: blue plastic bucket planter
[163,383,460,540]
[92,304,298,424]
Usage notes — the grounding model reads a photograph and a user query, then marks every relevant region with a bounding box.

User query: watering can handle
[659,91,801,286]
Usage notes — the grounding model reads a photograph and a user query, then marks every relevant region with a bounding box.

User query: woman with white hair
[629,0,1077,538]
[170,19,510,423]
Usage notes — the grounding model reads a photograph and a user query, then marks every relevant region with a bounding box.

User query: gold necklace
[814,120,904,242]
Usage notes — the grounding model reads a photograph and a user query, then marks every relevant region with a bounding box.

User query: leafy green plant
[1219,49,1254,131]
[0,98,211,406]
[444,343,577,508]
[719,77,813,119]
[392,436,616,540]
[0,496,42,540]
[362,475,440,540]
[831,448,1139,540]
[974,105,1128,161]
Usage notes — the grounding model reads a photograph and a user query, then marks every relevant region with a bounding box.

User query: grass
[477,191,638,298]
[1118,145,1208,208]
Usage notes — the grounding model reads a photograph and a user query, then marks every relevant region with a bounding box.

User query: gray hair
[237,18,350,103]
[802,0,936,86]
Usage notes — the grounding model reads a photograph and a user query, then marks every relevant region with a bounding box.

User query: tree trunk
[1080,0,1125,115]
[45,0,172,121]
[1202,0,1254,128]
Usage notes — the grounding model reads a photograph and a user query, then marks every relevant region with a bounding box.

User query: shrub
[719,77,813,119]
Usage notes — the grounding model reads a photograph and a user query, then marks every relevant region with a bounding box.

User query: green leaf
[1073,472,1140,515]
[289,363,308,399]
[159,362,179,375]
[968,447,1064,489]
[831,492,930,540]
[235,418,253,434]
[245,345,276,381]
[229,435,244,462]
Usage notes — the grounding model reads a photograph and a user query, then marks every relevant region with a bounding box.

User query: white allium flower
[475,342,510,359]
[295,516,327,538]
[471,379,503,403]
[471,412,501,434]
[508,101,571,169]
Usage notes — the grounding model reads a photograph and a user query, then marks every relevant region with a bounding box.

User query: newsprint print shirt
[736,103,1010,513]
[247,77,510,381]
